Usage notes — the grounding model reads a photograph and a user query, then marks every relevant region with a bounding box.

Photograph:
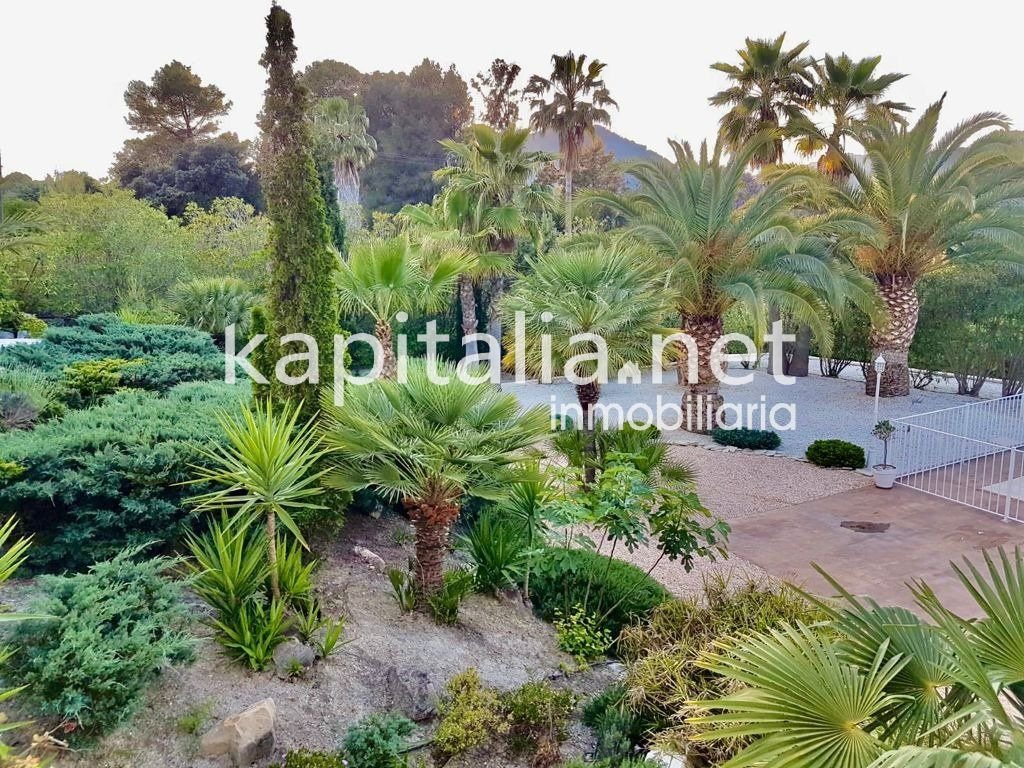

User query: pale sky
[3,0,1022,179]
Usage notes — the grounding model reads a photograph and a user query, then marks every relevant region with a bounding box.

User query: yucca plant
[691,547,1024,768]
[320,358,549,599]
[459,510,529,595]
[211,598,290,671]
[185,514,269,619]
[188,399,329,601]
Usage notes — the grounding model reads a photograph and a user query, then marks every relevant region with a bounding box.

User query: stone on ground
[199,698,276,766]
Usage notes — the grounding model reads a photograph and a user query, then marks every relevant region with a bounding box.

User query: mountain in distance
[526,125,664,164]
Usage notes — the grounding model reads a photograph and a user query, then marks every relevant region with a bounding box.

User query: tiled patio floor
[728,484,1024,617]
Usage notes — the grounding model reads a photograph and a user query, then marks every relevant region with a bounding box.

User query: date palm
[583,135,877,431]
[311,97,377,208]
[435,124,557,343]
[691,547,1024,768]
[795,53,910,180]
[335,235,468,378]
[319,359,549,598]
[831,98,1024,396]
[709,33,815,167]
[526,51,618,234]
[501,241,666,475]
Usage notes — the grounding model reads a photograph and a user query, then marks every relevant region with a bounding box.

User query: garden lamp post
[873,355,886,425]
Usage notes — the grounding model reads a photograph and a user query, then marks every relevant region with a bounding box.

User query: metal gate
[889,394,1024,522]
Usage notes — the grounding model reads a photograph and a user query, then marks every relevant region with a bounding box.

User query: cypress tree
[258,3,338,417]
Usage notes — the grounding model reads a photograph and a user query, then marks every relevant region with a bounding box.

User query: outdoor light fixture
[873,355,887,436]
[874,356,887,374]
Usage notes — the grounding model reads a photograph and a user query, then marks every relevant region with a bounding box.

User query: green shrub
[388,568,416,613]
[426,569,475,625]
[583,684,651,766]
[0,314,224,393]
[0,299,22,331]
[459,510,528,594]
[503,680,576,761]
[0,381,244,572]
[17,313,47,338]
[0,366,64,422]
[711,427,781,450]
[805,438,866,469]
[433,669,508,763]
[530,547,670,640]
[62,357,143,407]
[9,547,193,740]
[554,606,613,664]
[615,574,822,766]
[343,713,415,768]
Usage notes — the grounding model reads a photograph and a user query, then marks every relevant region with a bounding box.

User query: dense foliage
[9,548,193,740]
[805,438,867,469]
[0,381,244,572]
[711,427,781,450]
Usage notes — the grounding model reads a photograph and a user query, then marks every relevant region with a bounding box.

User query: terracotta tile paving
[728,484,1024,617]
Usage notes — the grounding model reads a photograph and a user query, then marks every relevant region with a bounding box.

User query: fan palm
[830,98,1024,396]
[691,547,1024,768]
[582,135,878,431]
[172,277,259,347]
[434,124,557,344]
[526,51,618,234]
[501,241,666,473]
[335,235,468,378]
[188,399,329,601]
[311,97,377,208]
[709,33,815,167]
[795,54,910,180]
[0,209,43,257]
[319,359,549,598]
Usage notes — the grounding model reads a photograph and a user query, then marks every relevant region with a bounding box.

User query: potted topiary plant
[871,420,898,489]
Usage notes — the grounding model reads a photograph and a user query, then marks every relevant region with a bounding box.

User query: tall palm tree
[583,135,877,431]
[335,235,468,378]
[526,51,618,234]
[692,547,1024,768]
[831,98,1024,397]
[795,54,910,180]
[435,124,557,343]
[311,97,377,208]
[320,359,549,598]
[501,241,666,474]
[188,399,328,602]
[709,34,815,167]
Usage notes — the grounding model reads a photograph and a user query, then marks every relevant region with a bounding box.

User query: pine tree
[258,3,338,417]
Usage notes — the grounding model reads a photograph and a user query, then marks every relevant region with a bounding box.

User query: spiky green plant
[171,277,258,343]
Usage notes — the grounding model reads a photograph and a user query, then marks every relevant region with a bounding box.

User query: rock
[645,748,689,768]
[353,546,386,571]
[199,699,276,766]
[385,665,436,721]
[606,661,627,679]
[273,638,317,678]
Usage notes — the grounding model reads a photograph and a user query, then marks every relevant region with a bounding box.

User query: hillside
[526,125,663,163]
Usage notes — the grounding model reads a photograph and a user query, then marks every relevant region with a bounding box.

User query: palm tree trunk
[866,275,919,398]
[682,315,725,433]
[575,381,601,484]
[766,304,782,376]
[405,498,460,601]
[333,160,361,207]
[486,276,504,355]
[375,319,396,379]
[564,166,574,236]
[266,512,280,602]
[789,324,812,377]
[458,273,479,358]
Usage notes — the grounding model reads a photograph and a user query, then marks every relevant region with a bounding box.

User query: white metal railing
[889,394,1024,522]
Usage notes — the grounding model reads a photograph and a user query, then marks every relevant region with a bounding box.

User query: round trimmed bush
[529,547,670,639]
[711,427,781,450]
[806,439,866,469]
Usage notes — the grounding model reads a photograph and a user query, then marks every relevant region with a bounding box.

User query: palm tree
[171,277,259,347]
[831,98,1024,397]
[526,51,618,234]
[692,547,1024,768]
[311,97,377,209]
[0,209,43,257]
[435,124,557,343]
[319,359,549,599]
[335,235,468,378]
[582,135,877,431]
[501,241,666,474]
[709,33,815,167]
[188,399,328,602]
[795,53,910,180]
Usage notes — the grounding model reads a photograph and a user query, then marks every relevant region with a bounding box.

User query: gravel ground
[596,445,872,598]
[505,367,978,460]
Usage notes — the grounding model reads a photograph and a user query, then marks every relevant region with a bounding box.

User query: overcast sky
[3,0,1022,179]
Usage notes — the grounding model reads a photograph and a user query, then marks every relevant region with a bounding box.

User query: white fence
[889,394,1024,522]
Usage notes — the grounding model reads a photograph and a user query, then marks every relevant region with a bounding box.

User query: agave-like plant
[188,399,329,601]
[691,547,1024,768]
